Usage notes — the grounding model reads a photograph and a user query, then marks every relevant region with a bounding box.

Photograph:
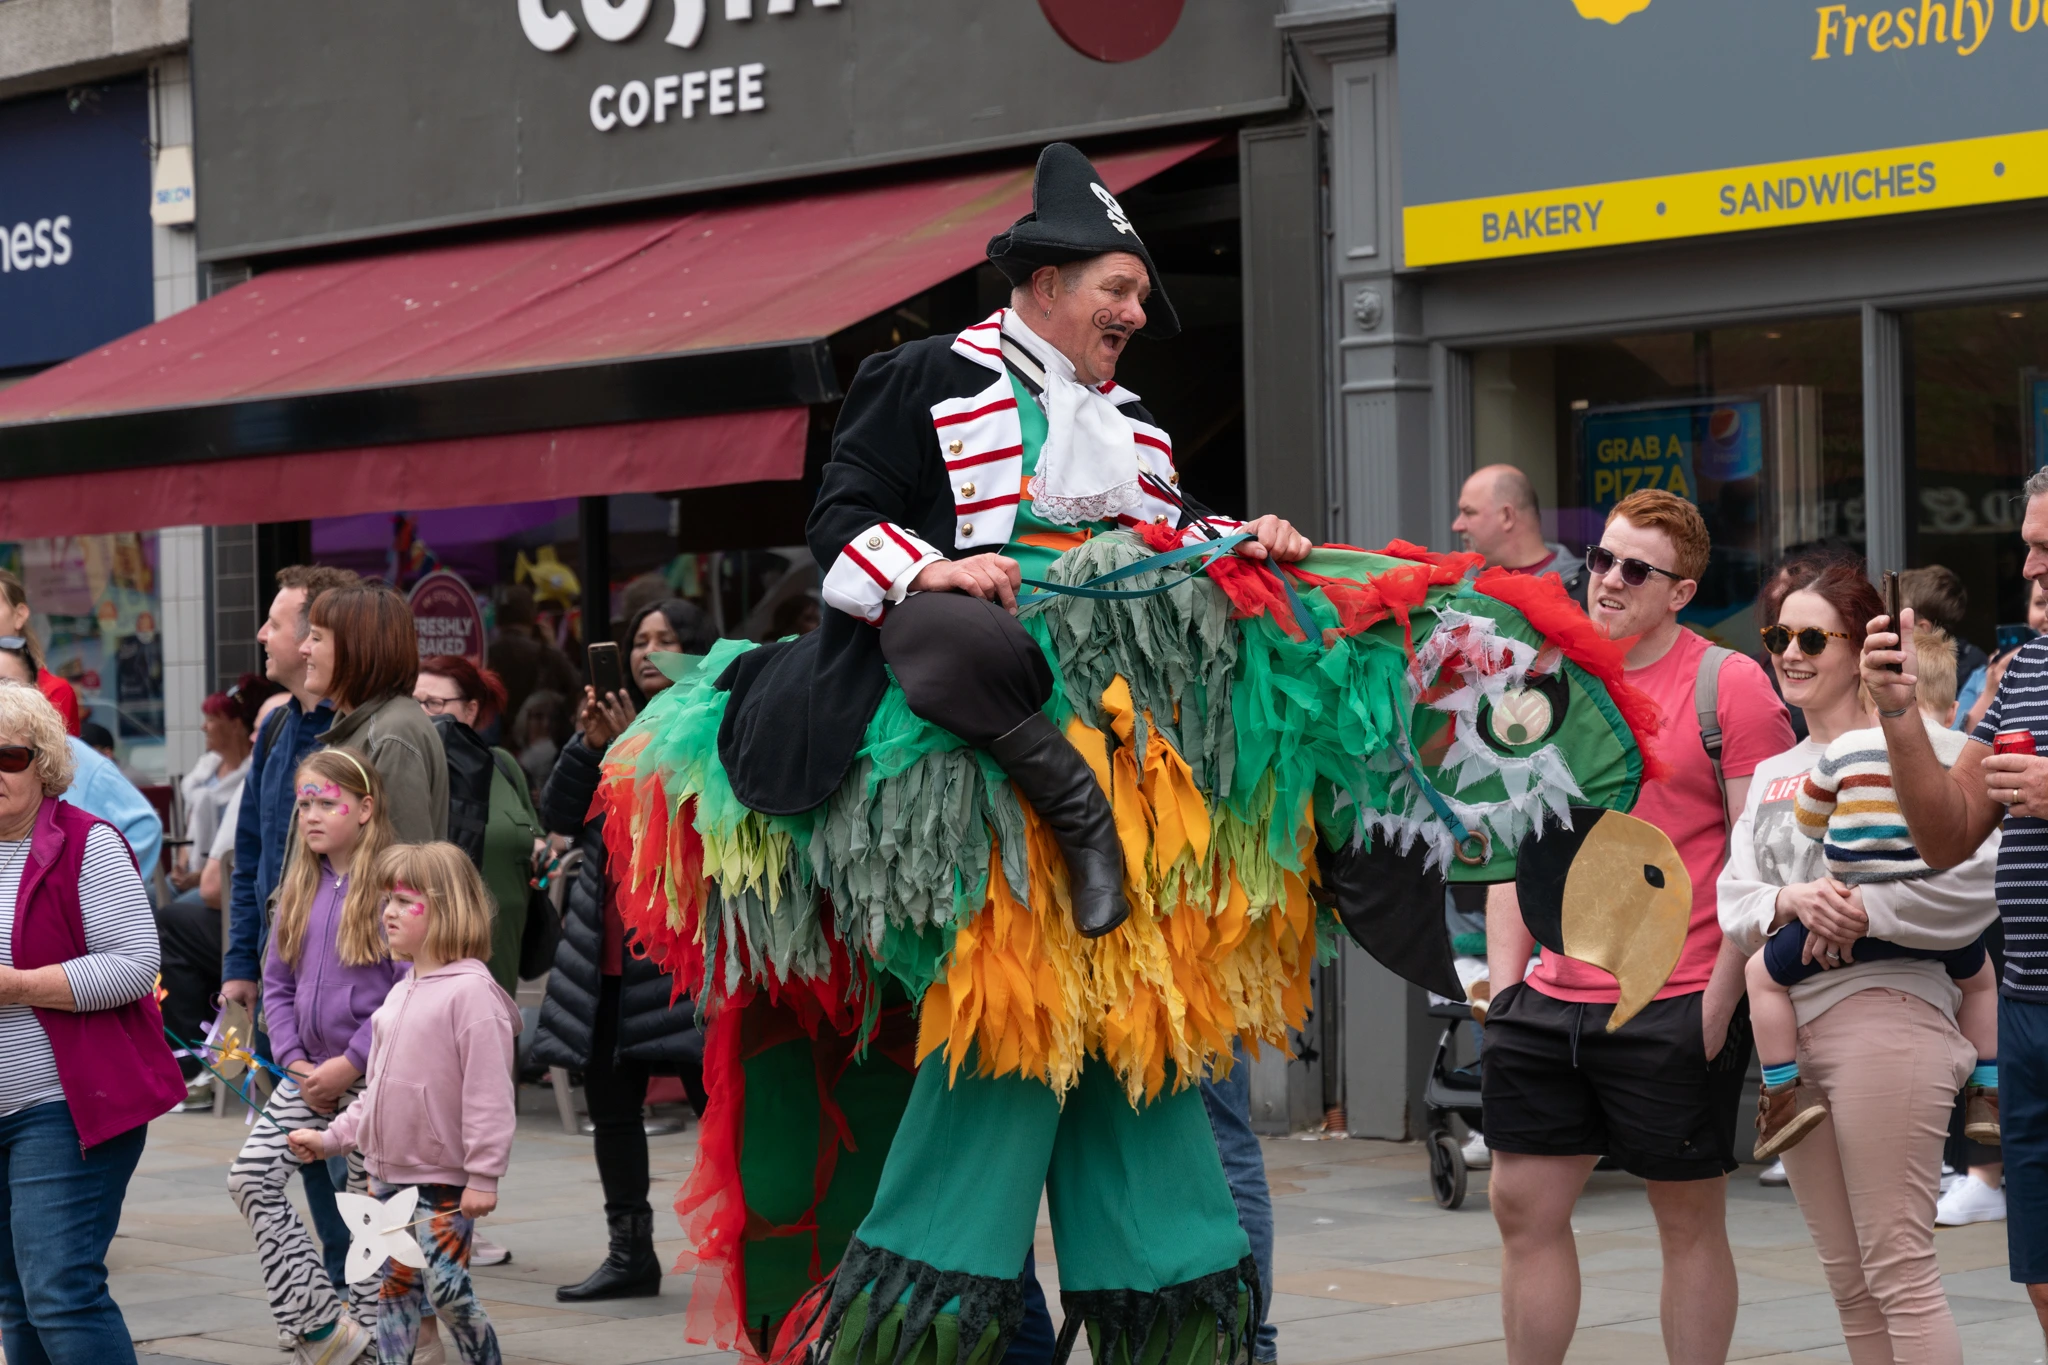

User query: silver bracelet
[1877,702,1913,719]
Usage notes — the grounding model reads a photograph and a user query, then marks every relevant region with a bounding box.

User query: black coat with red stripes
[716,331,1187,816]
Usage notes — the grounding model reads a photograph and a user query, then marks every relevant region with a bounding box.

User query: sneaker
[414,1320,448,1365]
[1940,1161,1962,1194]
[1757,1158,1789,1187]
[1965,1086,2001,1144]
[1935,1172,2007,1226]
[176,1078,214,1113]
[471,1233,512,1266]
[1460,1130,1491,1170]
[1753,1079,1829,1161]
[292,1315,371,1365]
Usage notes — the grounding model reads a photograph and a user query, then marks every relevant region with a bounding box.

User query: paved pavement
[121,1099,2043,1364]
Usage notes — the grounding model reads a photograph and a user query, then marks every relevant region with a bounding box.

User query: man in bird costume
[596,144,1685,1365]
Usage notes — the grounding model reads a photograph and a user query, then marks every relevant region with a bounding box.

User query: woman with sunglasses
[0,680,185,1363]
[1720,558,1994,1363]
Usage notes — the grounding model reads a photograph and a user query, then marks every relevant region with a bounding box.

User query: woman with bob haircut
[0,681,185,1362]
[304,583,447,845]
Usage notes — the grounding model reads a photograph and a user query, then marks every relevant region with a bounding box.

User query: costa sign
[522,0,1186,131]
[519,0,837,129]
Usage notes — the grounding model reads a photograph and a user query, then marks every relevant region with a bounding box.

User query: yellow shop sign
[1403,126,2048,267]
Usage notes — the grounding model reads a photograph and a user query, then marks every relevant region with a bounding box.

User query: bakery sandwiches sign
[191,0,1284,259]
[1399,0,2048,266]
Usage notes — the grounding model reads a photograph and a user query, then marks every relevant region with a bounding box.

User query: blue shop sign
[0,80,153,371]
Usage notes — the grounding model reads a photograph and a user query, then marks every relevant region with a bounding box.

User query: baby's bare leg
[1747,950,1800,1069]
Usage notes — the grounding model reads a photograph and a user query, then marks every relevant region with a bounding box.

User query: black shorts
[1480,981,1750,1182]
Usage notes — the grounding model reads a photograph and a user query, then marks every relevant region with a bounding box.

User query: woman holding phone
[531,600,716,1302]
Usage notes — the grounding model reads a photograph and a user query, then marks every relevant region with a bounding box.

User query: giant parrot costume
[591,145,1685,1365]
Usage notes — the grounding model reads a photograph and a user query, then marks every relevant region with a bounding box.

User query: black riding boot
[556,1209,662,1301]
[989,713,1129,938]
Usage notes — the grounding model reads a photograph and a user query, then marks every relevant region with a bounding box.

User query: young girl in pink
[291,842,520,1365]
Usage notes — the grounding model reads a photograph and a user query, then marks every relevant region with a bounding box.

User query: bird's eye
[1480,674,1569,753]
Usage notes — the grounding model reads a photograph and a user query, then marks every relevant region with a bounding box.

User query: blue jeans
[302,1155,353,1292]
[1202,1040,1276,1363]
[2004,994,2048,1284]
[0,1101,146,1365]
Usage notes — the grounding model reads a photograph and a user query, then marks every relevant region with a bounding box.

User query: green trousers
[822,1053,1255,1365]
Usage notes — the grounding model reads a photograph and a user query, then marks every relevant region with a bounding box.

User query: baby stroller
[1421,998,1485,1209]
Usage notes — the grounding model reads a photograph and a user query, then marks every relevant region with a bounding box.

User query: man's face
[258,587,309,689]
[1586,516,1696,642]
[2023,494,2048,592]
[1030,252,1151,387]
[1452,473,1510,562]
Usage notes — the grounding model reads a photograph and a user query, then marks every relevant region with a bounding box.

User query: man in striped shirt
[1867,465,2048,1343]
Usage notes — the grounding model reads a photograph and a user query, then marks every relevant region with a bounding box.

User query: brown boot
[1753,1079,1829,1161]
[1965,1086,2001,1144]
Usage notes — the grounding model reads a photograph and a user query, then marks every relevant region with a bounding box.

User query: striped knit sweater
[1795,717,1970,884]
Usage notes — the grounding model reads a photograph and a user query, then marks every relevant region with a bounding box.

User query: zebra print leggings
[226,1079,376,1335]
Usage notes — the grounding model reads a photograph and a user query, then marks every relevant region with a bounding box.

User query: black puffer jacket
[530,733,699,1071]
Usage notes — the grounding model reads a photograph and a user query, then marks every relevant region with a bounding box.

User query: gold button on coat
[948,440,964,455]
[1168,471,1180,485]
[960,482,976,498]
[866,535,884,550]
[1152,514,1168,524]
[961,522,974,537]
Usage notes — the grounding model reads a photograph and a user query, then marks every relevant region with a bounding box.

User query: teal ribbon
[1392,742,1489,865]
[1011,530,1325,650]
[1012,531,1251,608]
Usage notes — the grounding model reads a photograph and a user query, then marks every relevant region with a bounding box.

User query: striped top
[1795,719,1968,883]
[1975,636,2048,1002]
[0,823,160,1118]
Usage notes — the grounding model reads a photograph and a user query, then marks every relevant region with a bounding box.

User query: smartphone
[1883,570,1903,673]
[587,641,625,698]
[1997,622,2040,656]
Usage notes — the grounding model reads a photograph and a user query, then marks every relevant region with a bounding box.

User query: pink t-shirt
[1528,627,1793,1004]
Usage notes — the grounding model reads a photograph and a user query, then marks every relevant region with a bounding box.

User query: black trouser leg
[879,590,1054,744]
[558,974,664,1302]
[154,892,222,1081]
[583,975,652,1220]
[880,590,1128,936]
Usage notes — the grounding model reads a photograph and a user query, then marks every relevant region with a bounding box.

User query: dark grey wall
[1241,119,1325,540]
[192,0,1286,259]
[1400,0,2047,206]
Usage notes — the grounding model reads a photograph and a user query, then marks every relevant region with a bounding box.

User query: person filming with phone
[1862,467,2048,1349]
[530,600,716,1302]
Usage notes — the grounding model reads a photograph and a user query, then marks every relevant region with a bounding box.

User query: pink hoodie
[322,958,522,1193]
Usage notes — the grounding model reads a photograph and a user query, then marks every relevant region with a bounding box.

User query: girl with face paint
[290,842,520,1365]
[227,747,407,1361]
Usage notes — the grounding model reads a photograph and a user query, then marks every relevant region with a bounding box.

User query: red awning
[0,138,1213,538]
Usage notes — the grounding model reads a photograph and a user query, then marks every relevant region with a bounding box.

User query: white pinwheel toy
[333,1186,433,1283]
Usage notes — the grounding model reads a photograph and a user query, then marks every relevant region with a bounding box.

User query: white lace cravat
[1002,312,1143,527]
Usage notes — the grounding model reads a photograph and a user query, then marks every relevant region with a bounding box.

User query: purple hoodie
[262,864,408,1073]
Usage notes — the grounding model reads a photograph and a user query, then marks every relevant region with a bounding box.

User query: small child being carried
[291,843,522,1365]
[1748,623,2000,1160]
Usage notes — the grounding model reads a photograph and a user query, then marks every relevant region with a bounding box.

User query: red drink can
[1995,729,2038,757]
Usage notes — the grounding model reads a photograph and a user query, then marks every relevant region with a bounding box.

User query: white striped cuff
[822,522,943,624]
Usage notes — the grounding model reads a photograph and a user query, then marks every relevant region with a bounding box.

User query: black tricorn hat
[986,143,1179,339]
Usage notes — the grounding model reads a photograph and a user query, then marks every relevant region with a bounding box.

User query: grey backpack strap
[1695,644,1734,801]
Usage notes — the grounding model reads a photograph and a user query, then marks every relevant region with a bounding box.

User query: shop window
[1,532,165,777]
[1905,301,2048,650]
[1473,317,1864,647]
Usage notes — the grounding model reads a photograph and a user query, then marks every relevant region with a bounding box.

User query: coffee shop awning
[0,139,1212,539]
